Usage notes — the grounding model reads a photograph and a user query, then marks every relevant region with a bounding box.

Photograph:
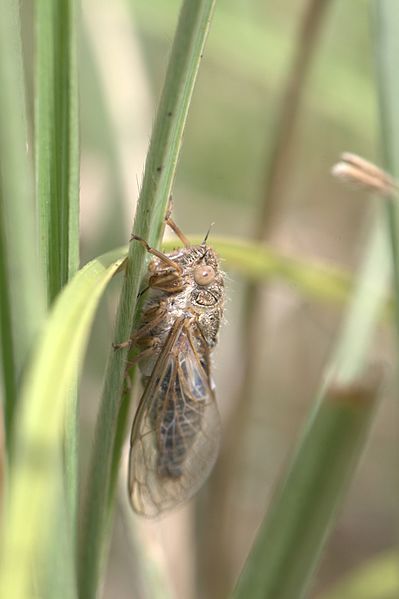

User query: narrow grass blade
[35,0,80,590]
[373,2,399,348]
[0,204,17,436]
[233,371,381,599]
[78,2,217,597]
[0,248,124,599]
[35,0,80,303]
[373,1,399,178]
[0,0,46,441]
[233,212,389,599]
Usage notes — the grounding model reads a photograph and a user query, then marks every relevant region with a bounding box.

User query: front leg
[164,197,190,247]
[130,235,182,273]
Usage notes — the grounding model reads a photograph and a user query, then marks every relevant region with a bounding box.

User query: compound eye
[194,264,215,286]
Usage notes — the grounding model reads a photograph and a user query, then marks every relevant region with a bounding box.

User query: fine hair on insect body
[116,207,225,517]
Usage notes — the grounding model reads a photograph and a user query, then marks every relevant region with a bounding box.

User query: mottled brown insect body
[127,226,225,517]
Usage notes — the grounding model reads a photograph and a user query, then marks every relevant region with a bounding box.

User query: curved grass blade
[0,248,124,599]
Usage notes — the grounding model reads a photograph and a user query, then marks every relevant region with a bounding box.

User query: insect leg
[112,339,132,350]
[122,338,160,393]
[165,198,190,247]
[130,235,182,273]
[148,272,184,293]
[126,339,160,367]
[113,302,167,350]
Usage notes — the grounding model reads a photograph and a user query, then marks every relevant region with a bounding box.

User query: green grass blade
[373,2,399,348]
[35,0,80,303]
[233,212,389,599]
[35,1,80,592]
[78,1,217,596]
[373,1,399,178]
[63,0,80,282]
[0,248,124,599]
[233,375,380,599]
[0,0,46,441]
[0,204,17,436]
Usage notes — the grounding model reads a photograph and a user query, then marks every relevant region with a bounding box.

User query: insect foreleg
[149,272,184,293]
[130,235,182,273]
[163,196,190,247]
[164,200,190,247]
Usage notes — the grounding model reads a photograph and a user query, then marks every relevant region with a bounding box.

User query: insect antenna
[201,222,215,246]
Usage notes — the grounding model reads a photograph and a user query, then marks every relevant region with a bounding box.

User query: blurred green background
[16,0,395,597]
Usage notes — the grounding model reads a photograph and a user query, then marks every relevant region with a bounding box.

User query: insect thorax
[142,244,224,348]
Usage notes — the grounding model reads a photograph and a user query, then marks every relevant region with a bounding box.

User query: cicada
[123,211,224,517]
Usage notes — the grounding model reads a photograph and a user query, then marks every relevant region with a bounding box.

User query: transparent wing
[128,317,221,517]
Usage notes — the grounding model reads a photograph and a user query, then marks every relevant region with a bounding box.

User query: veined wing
[128,316,221,518]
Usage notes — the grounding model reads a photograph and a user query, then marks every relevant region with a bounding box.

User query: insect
[120,209,225,517]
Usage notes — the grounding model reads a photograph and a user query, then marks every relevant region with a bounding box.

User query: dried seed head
[331,152,398,198]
